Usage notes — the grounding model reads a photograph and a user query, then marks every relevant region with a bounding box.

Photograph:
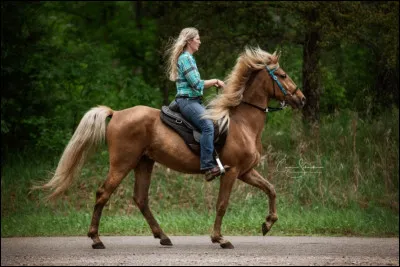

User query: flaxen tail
[31,105,114,200]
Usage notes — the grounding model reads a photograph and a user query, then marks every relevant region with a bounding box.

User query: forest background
[1,1,398,237]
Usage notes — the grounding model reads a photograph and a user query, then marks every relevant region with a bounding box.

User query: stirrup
[214,150,226,174]
[204,165,230,182]
[215,156,226,174]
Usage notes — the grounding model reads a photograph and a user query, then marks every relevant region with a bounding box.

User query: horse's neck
[231,73,269,137]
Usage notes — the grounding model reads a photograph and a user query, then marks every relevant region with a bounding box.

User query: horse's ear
[270,51,280,64]
[273,50,281,63]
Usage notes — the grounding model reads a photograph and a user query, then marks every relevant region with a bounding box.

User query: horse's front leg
[239,168,278,235]
[211,169,238,249]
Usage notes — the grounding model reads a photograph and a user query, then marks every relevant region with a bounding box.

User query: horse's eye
[280,74,287,79]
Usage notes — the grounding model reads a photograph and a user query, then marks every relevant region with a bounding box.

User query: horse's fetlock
[211,235,222,243]
[87,231,96,238]
[267,214,278,222]
[153,232,161,239]
[87,225,99,237]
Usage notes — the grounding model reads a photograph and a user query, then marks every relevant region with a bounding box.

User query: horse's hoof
[262,222,269,236]
[92,242,105,249]
[160,238,173,246]
[220,241,234,249]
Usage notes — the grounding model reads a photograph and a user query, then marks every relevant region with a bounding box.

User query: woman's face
[188,34,201,53]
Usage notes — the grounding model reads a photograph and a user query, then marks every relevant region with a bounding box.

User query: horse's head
[203,47,306,133]
[264,64,306,109]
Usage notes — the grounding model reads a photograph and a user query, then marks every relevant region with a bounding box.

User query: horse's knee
[95,188,110,205]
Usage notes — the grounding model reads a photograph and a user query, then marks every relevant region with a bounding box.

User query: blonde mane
[203,46,280,132]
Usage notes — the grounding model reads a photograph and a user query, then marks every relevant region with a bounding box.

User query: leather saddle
[160,100,227,155]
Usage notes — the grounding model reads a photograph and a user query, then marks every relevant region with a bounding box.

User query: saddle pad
[161,106,198,131]
[160,105,228,154]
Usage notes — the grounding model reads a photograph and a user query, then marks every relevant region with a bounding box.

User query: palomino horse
[33,47,305,249]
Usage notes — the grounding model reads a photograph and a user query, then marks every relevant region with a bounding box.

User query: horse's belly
[145,123,202,174]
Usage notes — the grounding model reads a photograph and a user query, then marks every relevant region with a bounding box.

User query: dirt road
[1,236,398,266]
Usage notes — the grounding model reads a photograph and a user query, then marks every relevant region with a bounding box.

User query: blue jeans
[175,98,216,170]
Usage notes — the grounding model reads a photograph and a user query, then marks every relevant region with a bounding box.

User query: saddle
[160,100,228,155]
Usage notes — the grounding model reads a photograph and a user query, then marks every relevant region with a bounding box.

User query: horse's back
[114,105,160,119]
[108,105,159,130]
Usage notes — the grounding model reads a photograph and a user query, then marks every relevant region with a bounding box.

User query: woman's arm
[179,54,225,91]
[203,79,218,89]
[204,79,225,89]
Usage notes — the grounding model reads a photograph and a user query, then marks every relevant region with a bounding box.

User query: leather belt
[176,95,202,100]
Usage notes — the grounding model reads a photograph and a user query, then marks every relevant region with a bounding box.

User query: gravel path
[1,236,399,266]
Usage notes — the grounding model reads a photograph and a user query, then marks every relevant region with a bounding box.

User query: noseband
[242,66,298,113]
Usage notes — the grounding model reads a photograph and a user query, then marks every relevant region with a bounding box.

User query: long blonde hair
[165,27,199,81]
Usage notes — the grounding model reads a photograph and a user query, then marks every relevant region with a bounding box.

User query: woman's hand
[215,79,225,88]
[204,79,225,89]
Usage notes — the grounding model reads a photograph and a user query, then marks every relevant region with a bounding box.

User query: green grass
[2,201,397,237]
[1,109,399,237]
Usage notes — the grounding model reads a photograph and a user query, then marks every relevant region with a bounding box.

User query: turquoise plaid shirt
[176,51,204,97]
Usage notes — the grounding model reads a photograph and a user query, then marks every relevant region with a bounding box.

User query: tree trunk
[302,10,321,124]
[102,2,115,43]
[373,52,399,112]
[134,1,143,30]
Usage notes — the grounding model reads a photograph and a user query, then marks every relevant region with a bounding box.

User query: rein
[241,101,285,113]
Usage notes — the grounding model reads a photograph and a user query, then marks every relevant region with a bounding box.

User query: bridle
[241,65,299,113]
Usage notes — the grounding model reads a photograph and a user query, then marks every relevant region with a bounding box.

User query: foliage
[1,1,161,157]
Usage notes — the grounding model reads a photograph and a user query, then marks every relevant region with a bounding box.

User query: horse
[32,46,306,249]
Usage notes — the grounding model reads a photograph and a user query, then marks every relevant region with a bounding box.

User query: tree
[278,1,398,122]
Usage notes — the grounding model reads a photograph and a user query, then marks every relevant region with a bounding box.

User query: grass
[1,109,399,237]
[2,199,397,237]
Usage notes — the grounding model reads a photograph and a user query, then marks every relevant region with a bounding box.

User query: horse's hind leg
[239,169,278,235]
[133,156,172,246]
[87,165,132,249]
